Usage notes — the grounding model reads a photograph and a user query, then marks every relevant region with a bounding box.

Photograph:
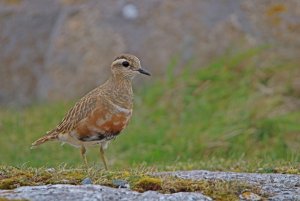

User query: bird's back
[31,87,100,147]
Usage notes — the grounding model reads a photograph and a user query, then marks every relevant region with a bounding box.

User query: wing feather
[31,90,99,147]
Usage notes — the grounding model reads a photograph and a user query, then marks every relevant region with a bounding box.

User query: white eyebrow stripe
[112,59,127,66]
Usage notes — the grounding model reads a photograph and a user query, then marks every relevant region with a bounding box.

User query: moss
[48,170,85,185]
[0,166,85,189]
[134,177,162,192]
[0,172,34,189]
[149,177,266,201]
[131,175,267,200]
[278,167,299,174]
[0,198,28,201]
[0,165,269,201]
[258,166,300,174]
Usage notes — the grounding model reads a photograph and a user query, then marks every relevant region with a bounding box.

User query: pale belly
[58,133,113,149]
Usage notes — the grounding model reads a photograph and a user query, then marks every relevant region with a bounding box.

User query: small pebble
[45,168,55,173]
[122,4,138,20]
[81,177,93,185]
[112,179,130,189]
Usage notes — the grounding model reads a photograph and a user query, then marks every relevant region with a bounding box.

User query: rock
[112,179,130,189]
[81,178,93,185]
[0,184,212,201]
[156,170,300,200]
[0,170,299,200]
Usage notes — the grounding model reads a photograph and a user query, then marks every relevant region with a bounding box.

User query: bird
[31,54,151,170]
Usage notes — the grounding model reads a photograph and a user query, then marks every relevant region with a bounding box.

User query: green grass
[0,48,299,172]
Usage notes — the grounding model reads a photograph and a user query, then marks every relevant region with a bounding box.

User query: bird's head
[111,54,151,79]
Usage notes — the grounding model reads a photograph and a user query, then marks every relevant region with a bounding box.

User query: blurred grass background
[0,48,299,171]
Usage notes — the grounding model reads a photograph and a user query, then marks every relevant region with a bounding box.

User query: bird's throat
[105,76,133,109]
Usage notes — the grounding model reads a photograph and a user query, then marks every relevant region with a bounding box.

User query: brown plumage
[31,54,150,169]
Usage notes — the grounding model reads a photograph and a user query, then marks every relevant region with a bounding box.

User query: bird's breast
[73,104,132,142]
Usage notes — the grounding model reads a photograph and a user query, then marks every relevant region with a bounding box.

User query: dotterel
[31,54,151,170]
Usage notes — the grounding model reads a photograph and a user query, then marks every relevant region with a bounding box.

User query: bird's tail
[31,131,58,149]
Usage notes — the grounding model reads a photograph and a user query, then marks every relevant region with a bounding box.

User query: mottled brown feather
[31,89,99,147]
[56,92,98,133]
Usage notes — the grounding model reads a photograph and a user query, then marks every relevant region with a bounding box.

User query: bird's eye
[122,61,130,67]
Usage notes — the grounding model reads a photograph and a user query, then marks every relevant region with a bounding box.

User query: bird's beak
[137,68,151,76]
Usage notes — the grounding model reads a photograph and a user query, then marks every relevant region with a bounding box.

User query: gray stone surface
[157,170,300,200]
[0,0,300,105]
[0,170,299,200]
[0,184,212,201]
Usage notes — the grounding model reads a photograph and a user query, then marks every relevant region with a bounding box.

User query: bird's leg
[99,145,108,170]
[80,145,88,167]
